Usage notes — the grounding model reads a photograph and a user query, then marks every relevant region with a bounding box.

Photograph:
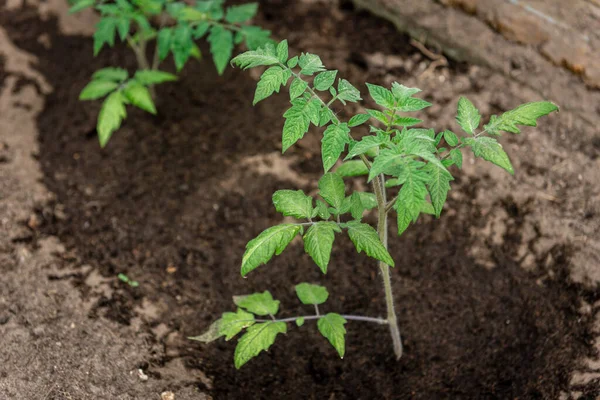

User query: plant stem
[375,173,403,360]
[127,36,156,98]
[255,314,388,324]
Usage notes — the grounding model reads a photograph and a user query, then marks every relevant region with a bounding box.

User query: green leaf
[348,114,369,128]
[219,308,256,340]
[281,97,320,151]
[358,192,377,210]
[172,24,193,71]
[79,80,119,100]
[254,66,289,105]
[346,191,369,220]
[179,7,207,21]
[318,173,345,211]
[93,17,117,55]
[289,78,308,100]
[393,116,422,127]
[276,39,288,63]
[425,163,453,217]
[314,70,337,91]
[157,28,172,61]
[92,67,128,82]
[443,130,459,146]
[69,0,95,14]
[393,162,430,234]
[189,319,223,343]
[420,201,436,215]
[295,317,305,327]
[345,221,394,266]
[315,200,331,220]
[287,56,299,68]
[193,22,210,39]
[234,322,287,369]
[399,97,431,112]
[116,17,130,41]
[366,83,395,109]
[232,44,279,69]
[123,83,156,114]
[225,3,258,23]
[322,123,350,172]
[336,160,369,177]
[463,137,514,174]
[456,97,480,135]
[317,313,347,358]
[298,53,326,76]
[97,91,127,148]
[366,109,389,125]
[134,70,177,85]
[484,101,559,135]
[241,224,303,276]
[303,222,340,273]
[234,291,280,316]
[391,82,421,104]
[295,283,329,305]
[337,79,361,103]
[450,148,463,168]
[240,26,272,50]
[345,136,385,160]
[208,25,234,75]
[272,190,313,219]
[368,148,408,181]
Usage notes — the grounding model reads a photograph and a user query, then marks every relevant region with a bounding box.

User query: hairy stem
[375,173,403,360]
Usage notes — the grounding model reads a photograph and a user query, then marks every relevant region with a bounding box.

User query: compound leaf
[484,101,559,135]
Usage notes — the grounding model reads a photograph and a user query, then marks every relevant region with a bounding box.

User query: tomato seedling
[70,0,272,146]
[191,39,558,368]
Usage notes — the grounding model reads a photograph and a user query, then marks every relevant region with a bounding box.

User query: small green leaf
[157,28,172,61]
[391,82,421,104]
[116,17,130,41]
[393,116,422,127]
[69,0,95,14]
[456,97,481,135]
[318,173,346,211]
[317,313,347,358]
[484,101,559,135]
[368,148,408,181]
[97,91,127,147]
[93,17,117,55]
[189,319,223,343]
[366,83,395,109]
[232,44,279,69]
[92,67,128,82]
[289,78,308,100]
[337,79,361,103]
[193,22,210,39]
[443,130,459,146]
[123,83,156,114]
[295,317,305,327]
[314,70,337,91]
[208,25,234,75]
[241,224,303,276]
[234,322,287,369]
[219,308,256,340]
[345,136,385,160]
[463,137,514,174]
[322,123,350,172]
[425,163,453,217]
[240,26,272,50]
[134,70,177,85]
[348,114,370,127]
[298,53,326,76]
[303,222,340,273]
[225,3,258,23]
[315,200,331,220]
[450,148,463,168]
[287,56,299,68]
[272,190,313,219]
[295,283,329,305]
[179,7,207,21]
[393,163,429,234]
[172,23,193,71]
[399,97,431,112]
[254,66,288,105]
[345,221,394,266]
[234,291,280,316]
[336,160,369,177]
[276,39,288,63]
[79,80,119,100]
[366,109,389,125]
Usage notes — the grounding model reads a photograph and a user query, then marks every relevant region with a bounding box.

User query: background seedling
[70,0,272,146]
[192,39,558,368]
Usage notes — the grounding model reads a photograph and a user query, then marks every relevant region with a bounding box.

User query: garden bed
[1,0,599,398]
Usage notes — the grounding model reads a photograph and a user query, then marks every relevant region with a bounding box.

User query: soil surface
[1,0,600,399]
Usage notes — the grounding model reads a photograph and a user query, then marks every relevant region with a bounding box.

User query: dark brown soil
[2,0,599,399]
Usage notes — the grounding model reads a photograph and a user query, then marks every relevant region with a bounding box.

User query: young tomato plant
[191,40,558,368]
[71,0,271,146]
